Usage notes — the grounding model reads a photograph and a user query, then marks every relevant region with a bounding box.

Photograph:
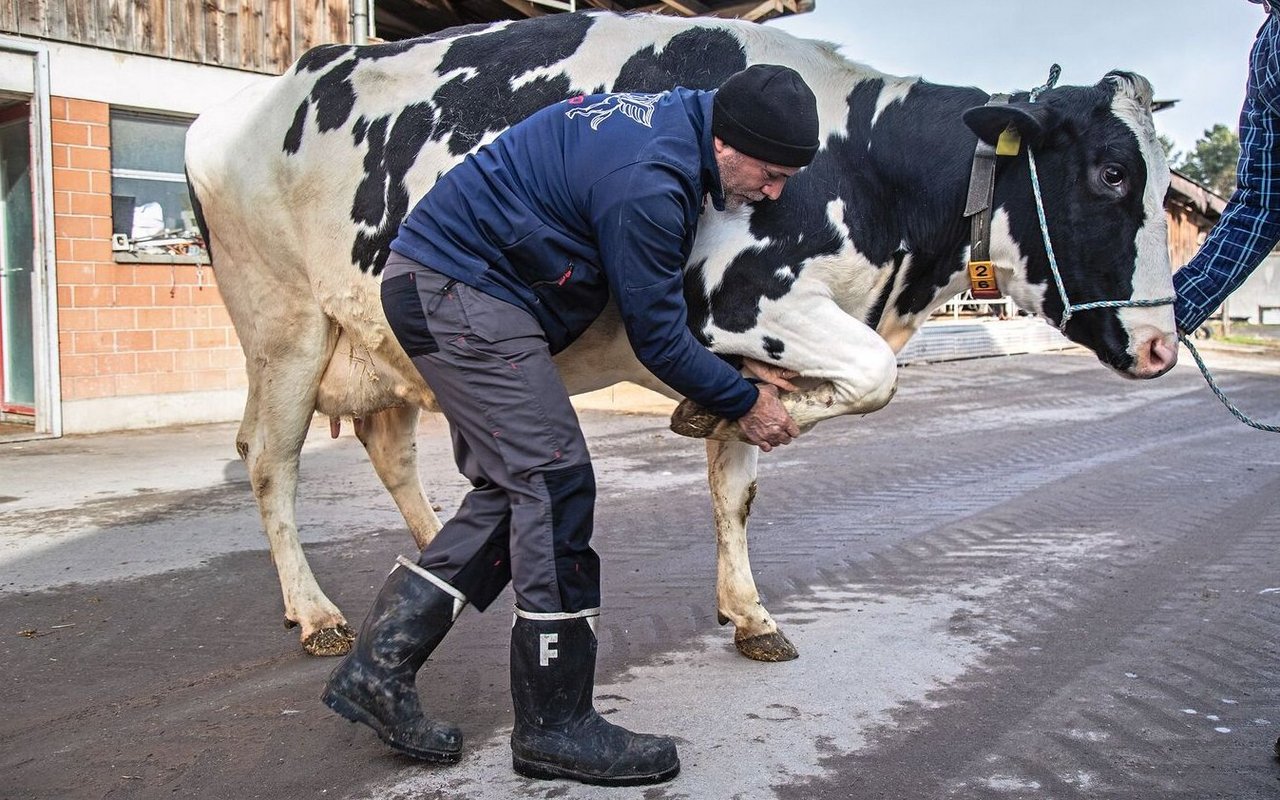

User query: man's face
[714,138,802,211]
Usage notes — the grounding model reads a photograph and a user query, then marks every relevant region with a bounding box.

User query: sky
[767,0,1265,156]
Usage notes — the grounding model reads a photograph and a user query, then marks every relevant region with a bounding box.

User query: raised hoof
[303,624,356,656]
[670,399,737,440]
[735,630,799,662]
[669,399,720,438]
[670,401,742,440]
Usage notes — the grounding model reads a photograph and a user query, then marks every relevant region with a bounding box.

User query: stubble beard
[720,185,765,211]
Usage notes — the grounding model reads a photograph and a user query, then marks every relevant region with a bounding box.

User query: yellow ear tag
[996,126,1022,157]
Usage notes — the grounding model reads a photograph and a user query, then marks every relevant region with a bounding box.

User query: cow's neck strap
[963,93,1013,300]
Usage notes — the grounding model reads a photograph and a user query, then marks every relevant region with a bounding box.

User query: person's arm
[588,161,759,419]
[1175,17,1280,332]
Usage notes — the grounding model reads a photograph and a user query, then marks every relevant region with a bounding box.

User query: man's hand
[737,383,800,452]
[743,358,800,392]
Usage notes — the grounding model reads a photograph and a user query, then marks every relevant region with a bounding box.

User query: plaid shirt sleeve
[1174,13,1280,332]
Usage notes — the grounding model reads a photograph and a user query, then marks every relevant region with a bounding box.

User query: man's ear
[962,102,1057,148]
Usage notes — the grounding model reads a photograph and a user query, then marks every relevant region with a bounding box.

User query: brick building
[0,6,328,438]
[43,89,253,435]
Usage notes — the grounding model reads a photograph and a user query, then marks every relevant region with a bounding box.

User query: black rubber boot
[509,609,679,786]
[322,558,465,763]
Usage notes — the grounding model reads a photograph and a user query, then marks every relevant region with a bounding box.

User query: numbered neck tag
[967,259,1002,300]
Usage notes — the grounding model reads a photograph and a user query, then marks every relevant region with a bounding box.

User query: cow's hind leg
[353,405,443,550]
[241,315,354,656]
[707,439,798,662]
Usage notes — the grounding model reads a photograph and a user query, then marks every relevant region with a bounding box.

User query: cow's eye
[1101,164,1127,188]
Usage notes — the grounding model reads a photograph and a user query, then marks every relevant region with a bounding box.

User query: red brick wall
[50,96,246,404]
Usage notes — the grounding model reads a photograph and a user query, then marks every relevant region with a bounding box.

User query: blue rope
[1026,148,1175,328]
[1179,333,1280,433]
[1028,63,1061,102]
[1025,147,1074,328]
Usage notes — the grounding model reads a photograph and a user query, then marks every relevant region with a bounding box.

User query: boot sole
[322,686,462,764]
[513,754,680,786]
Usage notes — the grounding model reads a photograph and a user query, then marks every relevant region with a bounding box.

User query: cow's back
[187,11,863,289]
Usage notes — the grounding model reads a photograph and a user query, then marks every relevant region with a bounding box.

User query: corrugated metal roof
[374,0,814,41]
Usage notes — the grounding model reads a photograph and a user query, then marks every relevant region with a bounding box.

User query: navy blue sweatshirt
[390,88,758,421]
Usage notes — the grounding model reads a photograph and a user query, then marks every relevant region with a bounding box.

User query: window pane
[108,111,199,251]
[111,176,194,237]
[110,112,189,175]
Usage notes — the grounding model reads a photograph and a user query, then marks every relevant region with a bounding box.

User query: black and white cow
[185,11,1177,660]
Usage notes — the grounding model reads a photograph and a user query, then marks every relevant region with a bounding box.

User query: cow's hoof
[670,399,721,438]
[670,400,738,440]
[735,630,799,662]
[303,624,356,656]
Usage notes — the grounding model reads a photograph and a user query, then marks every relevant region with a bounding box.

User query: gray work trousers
[380,252,600,614]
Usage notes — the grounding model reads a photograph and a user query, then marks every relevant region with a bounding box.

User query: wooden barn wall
[1167,204,1208,269]
[0,1,352,74]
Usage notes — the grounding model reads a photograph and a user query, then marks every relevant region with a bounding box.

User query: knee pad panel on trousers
[543,463,601,613]
[444,519,513,612]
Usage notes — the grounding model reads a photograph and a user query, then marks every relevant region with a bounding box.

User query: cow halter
[964,64,1175,334]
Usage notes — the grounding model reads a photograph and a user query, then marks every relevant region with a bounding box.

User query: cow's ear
[962,102,1056,149]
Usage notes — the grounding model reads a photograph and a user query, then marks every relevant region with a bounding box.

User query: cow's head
[964,72,1177,379]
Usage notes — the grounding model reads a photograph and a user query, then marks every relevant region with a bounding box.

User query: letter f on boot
[539,633,558,666]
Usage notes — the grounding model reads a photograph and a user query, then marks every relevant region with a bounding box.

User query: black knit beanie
[712,64,820,168]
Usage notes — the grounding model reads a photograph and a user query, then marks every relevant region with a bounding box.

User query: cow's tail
[186,169,214,264]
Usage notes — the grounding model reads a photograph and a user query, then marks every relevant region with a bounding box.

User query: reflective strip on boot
[512,605,599,636]
[396,555,468,622]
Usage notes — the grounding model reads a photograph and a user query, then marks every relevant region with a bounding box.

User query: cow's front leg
[707,439,798,662]
[673,303,899,441]
[353,404,443,550]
